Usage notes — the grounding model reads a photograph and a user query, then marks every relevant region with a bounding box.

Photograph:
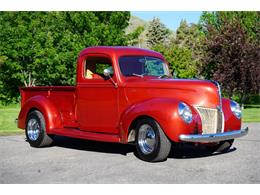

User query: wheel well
[127,115,154,143]
[26,108,38,119]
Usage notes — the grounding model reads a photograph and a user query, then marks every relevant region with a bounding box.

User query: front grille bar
[195,107,223,134]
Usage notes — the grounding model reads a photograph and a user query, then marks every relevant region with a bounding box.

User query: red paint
[222,98,241,131]
[18,46,241,144]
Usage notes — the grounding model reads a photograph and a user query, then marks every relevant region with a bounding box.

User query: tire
[206,139,234,153]
[135,118,171,162]
[25,110,53,147]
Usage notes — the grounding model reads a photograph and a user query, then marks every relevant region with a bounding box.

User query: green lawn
[0,104,23,135]
[0,104,259,135]
[242,108,260,122]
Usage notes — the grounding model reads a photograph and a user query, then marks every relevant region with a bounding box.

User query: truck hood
[123,78,221,108]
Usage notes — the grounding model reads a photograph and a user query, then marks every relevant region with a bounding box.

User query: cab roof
[80,46,165,60]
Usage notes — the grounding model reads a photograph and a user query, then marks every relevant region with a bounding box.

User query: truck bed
[20,86,77,128]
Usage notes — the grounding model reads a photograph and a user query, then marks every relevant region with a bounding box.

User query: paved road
[0,123,259,183]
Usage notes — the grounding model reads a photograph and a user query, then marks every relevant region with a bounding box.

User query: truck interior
[84,56,113,79]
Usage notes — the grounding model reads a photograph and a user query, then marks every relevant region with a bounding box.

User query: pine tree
[146,17,169,48]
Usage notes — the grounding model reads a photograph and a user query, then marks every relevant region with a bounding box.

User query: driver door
[76,54,119,134]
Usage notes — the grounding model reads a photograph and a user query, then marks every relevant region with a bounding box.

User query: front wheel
[25,110,53,147]
[135,118,171,162]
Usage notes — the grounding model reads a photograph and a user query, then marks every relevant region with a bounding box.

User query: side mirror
[103,68,118,88]
[103,68,111,77]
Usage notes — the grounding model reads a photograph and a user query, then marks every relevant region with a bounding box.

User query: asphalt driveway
[0,123,259,183]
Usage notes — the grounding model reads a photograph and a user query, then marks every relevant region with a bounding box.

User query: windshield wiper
[131,73,144,78]
[158,74,170,79]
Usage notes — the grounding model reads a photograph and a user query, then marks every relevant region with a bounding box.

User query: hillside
[126,15,174,48]
[125,15,148,34]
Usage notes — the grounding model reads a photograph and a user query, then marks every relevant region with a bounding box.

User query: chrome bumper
[179,127,248,143]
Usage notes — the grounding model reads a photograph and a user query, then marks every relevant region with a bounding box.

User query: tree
[126,26,145,47]
[146,17,170,48]
[125,15,148,48]
[200,11,260,41]
[202,18,260,103]
[152,20,205,79]
[199,11,260,103]
[0,12,131,104]
[153,44,196,78]
[174,20,206,77]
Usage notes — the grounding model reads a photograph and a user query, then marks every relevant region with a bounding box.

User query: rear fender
[119,98,199,143]
[18,95,63,133]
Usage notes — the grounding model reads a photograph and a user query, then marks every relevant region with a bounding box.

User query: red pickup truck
[18,46,248,162]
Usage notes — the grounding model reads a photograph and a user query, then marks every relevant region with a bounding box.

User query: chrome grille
[195,107,223,134]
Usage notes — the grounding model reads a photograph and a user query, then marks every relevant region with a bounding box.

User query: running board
[50,128,121,143]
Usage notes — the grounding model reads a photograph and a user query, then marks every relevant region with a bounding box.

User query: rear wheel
[206,139,234,153]
[135,118,171,162]
[25,110,53,147]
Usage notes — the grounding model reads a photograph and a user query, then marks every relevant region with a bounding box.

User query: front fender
[18,95,63,133]
[119,98,200,143]
[222,98,241,131]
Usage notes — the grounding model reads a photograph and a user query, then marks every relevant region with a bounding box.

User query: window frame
[118,55,168,77]
[82,53,115,82]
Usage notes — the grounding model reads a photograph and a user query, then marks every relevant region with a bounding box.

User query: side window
[84,56,114,79]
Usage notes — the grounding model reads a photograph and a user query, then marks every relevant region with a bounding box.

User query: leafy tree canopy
[0,11,131,104]
[200,11,260,41]
[200,14,260,103]
[153,20,205,79]
[153,44,196,78]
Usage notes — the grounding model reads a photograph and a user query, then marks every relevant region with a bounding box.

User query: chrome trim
[178,102,193,124]
[194,106,223,134]
[138,124,156,154]
[221,109,225,133]
[27,118,40,141]
[230,100,242,119]
[179,127,248,143]
[210,80,222,110]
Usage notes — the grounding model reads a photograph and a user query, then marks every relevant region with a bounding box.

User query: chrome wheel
[138,124,156,154]
[27,118,40,141]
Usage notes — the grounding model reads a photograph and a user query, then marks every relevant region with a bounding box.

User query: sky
[131,11,203,31]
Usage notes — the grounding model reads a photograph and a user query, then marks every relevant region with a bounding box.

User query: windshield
[119,56,170,77]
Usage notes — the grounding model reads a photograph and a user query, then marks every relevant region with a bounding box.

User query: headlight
[178,102,193,123]
[230,100,241,119]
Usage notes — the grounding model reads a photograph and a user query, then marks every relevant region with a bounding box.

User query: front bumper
[179,127,248,143]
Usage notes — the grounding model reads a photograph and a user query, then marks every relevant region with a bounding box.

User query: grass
[0,104,23,135]
[0,104,259,136]
[242,108,260,123]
